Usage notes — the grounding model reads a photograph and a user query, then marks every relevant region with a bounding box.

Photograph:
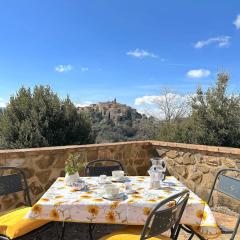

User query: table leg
[59,222,66,240]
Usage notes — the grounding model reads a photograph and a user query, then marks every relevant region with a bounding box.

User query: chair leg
[59,222,66,240]
[230,216,240,240]
[88,224,94,240]
[174,226,181,239]
[55,222,61,240]
[0,237,9,240]
[188,233,194,240]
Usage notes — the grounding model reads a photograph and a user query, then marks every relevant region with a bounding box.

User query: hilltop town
[78,99,158,143]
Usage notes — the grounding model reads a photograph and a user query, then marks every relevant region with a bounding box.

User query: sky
[0,1,240,114]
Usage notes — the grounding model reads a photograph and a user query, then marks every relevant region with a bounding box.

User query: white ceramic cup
[104,184,119,197]
[112,170,124,180]
[99,175,107,183]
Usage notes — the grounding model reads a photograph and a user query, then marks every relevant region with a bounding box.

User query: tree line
[0,72,239,149]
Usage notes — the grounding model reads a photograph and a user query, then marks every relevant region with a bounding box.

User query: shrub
[0,86,93,149]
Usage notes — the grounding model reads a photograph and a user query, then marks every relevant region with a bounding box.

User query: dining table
[25,176,221,239]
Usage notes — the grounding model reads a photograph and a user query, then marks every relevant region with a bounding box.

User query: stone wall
[0,141,155,212]
[0,140,239,213]
[151,141,240,212]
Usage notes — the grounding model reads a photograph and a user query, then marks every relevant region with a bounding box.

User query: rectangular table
[25,176,221,238]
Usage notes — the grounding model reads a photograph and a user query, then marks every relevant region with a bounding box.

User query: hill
[78,99,159,143]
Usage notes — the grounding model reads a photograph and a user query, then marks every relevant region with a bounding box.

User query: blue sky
[0,0,240,110]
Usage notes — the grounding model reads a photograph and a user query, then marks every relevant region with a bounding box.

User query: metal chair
[181,168,240,240]
[100,189,190,240]
[85,159,124,176]
[0,166,54,240]
[83,160,124,240]
[0,166,31,206]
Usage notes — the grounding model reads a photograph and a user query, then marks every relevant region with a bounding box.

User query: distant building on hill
[77,99,142,124]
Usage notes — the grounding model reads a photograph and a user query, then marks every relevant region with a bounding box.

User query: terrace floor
[23,222,239,240]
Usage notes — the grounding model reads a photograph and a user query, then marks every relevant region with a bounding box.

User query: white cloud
[135,93,192,119]
[81,67,89,72]
[187,69,210,78]
[135,95,165,106]
[233,15,240,29]
[55,64,73,73]
[126,49,158,58]
[137,107,166,120]
[194,36,231,48]
[76,101,92,108]
[0,98,7,108]
[135,93,191,106]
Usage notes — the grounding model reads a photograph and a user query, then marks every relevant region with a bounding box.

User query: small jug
[148,158,166,189]
[150,158,166,174]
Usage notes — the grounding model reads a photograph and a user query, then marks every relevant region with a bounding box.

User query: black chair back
[207,168,240,239]
[85,159,124,176]
[209,169,240,201]
[141,189,189,240]
[0,166,31,206]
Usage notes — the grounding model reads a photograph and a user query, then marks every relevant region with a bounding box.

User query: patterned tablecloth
[26,176,221,238]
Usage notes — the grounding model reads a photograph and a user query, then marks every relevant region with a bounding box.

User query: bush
[174,72,240,147]
[188,72,240,147]
[0,86,93,149]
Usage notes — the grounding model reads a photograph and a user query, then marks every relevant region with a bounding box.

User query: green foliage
[157,120,182,142]
[134,116,160,140]
[65,153,87,175]
[187,72,240,147]
[0,86,93,149]
[158,72,240,147]
[0,108,4,115]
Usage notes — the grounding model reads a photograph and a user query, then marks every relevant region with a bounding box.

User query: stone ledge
[0,141,151,155]
[1,139,240,157]
[151,140,240,156]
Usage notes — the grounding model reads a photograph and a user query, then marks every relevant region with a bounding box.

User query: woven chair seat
[213,211,238,233]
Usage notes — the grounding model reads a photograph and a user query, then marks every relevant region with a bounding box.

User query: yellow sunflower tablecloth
[25,176,221,238]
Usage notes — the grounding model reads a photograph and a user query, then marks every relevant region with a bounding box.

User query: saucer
[101,192,126,200]
[69,180,86,190]
[98,179,112,185]
[111,177,127,183]
[125,189,137,194]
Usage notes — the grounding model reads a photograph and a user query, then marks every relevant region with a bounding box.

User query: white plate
[101,192,126,200]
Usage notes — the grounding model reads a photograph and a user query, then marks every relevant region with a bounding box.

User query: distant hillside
[78,99,159,143]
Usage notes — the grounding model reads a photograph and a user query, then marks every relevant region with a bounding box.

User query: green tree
[0,86,93,149]
[134,116,160,140]
[180,72,240,147]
